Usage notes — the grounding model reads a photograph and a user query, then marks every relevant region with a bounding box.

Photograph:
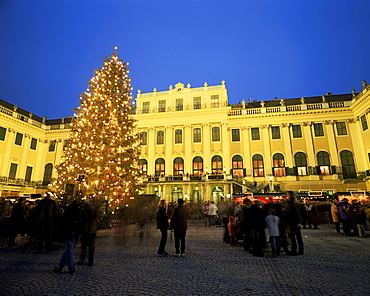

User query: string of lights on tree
[55,48,142,204]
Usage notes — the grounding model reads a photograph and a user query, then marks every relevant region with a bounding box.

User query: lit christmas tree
[55,48,141,205]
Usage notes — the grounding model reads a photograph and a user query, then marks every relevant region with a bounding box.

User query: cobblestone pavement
[0,221,369,296]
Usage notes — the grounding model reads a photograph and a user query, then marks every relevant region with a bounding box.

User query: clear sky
[0,0,369,119]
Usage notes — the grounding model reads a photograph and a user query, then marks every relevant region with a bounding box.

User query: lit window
[211,155,223,174]
[232,155,243,177]
[294,152,307,176]
[252,154,264,177]
[155,158,165,176]
[317,151,331,175]
[173,157,184,175]
[273,153,285,176]
[138,159,147,175]
[193,156,203,175]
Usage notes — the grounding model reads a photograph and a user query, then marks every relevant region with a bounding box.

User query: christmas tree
[55,48,141,205]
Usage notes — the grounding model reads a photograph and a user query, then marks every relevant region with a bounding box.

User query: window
[156,131,164,145]
[0,126,6,141]
[158,100,166,112]
[232,155,244,177]
[340,150,356,179]
[9,163,18,179]
[30,138,37,150]
[138,159,147,175]
[211,155,223,174]
[140,132,147,145]
[294,152,307,176]
[251,127,260,140]
[252,154,264,177]
[212,127,220,141]
[176,98,183,111]
[336,121,347,135]
[174,129,182,144]
[314,123,324,137]
[211,95,219,108]
[360,114,368,131]
[292,125,302,138]
[25,166,33,182]
[193,156,203,175]
[231,129,240,142]
[273,153,285,176]
[173,157,184,175]
[142,102,150,114]
[15,132,23,146]
[271,126,281,139]
[63,140,70,151]
[193,97,201,109]
[155,158,165,176]
[48,140,56,152]
[42,163,53,185]
[193,128,201,143]
[317,151,331,175]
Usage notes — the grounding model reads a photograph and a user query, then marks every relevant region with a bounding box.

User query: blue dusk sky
[0,0,369,119]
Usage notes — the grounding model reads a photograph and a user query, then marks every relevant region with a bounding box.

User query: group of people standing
[156,198,188,257]
[227,191,304,257]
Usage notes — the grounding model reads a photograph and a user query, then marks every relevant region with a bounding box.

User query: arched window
[155,158,165,176]
[317,151,331,175]
[294,152,307,176]
[173,157,184,176]
[252,154,264,177]
[232,155,244,177]
[42,163,53,186]
[192,156,203,175]
[138,159,148,175]
[340,150,356,179]
[211,155,223,174]
[273,153,285,176]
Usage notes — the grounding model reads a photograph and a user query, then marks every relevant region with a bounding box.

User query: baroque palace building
[1,81,370,202]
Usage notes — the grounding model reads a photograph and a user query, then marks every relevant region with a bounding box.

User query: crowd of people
[155,192,370,259]
[0,193,101,274]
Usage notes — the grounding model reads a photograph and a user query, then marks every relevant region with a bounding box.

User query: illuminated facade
[1,81,370,202]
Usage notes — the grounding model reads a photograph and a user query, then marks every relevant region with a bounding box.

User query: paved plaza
[0,221,369,296]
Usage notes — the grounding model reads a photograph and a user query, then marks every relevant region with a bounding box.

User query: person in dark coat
[76,194,101,266]
[249,200,266,257]
[36,193,58,253]
[284,191,304,255]
[240,198,252,253]
[156,200,169,257]
[8,197,26,246]
[54,198,84,275]
[170,198,188,257]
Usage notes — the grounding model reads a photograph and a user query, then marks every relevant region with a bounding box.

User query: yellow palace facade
[1,81,370,202]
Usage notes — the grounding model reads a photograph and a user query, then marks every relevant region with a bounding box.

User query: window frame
[175,98,183,111]
[158,100,166,113]
[140,132,147,145]
[15,132,23,146]
[313,123,324,137]
[193,97,201,109]
[156,130,164,145]
[0,126,6,141]
[251,127,260,141]
[211,126,221,142]
[271,126,281,140]
[231,129,240,142]
[174,129,182,144]
[292,124,302,138]
[210,95,219,108]
[193,128,202,143]
[30,138,37,150]
[336,121,348,136]
[252,154,264,177]
[192,156,203,175]
[142,101,150,114]
[360,114,368,131]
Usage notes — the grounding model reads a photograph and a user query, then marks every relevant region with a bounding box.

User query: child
[227,216,237,246]
[265,208,281,256]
